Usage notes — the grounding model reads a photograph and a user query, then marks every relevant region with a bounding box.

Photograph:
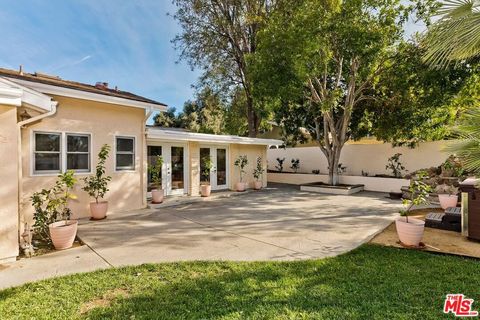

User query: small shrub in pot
[234,155,248,191]
[435,184,459,210]
[396,170,431,247]
[200,155,213,197]
[31,170,78,250]
[82,144,112,220]
[290,158,300,173]
[149,156,164,203]
[253,157,265,190]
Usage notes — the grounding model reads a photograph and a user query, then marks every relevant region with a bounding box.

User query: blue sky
[0,0,198,111]
[0,1,425,114]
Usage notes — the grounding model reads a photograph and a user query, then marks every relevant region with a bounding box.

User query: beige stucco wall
[229,144,267,189]
[189,141,200,196]
[20,96,146,224]
[268,141,450,176]
[0,105,19,262]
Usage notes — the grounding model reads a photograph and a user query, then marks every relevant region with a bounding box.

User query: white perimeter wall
[268,141,450,176]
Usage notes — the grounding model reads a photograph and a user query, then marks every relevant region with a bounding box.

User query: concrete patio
[0,184,403,289]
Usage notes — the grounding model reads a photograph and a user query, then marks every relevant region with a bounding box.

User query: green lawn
[1,244,478,319]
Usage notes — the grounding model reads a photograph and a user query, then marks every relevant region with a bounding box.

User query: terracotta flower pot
[90,201,108,220]
[49,220,78,250]
[236,182,246,192]
[254,181,262,190]
[201,184,211,197]
[151,189,164,204]
[395,217,425,247]
[438,194,458,210]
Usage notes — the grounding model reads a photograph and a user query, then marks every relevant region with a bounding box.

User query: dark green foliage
[385,153,406,178]
[275,157,285,172]
[253,157,265,181]
[148,156,164,189]
[290,158,300,173]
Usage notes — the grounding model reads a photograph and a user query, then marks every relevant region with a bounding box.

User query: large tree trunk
[246,94,257,137]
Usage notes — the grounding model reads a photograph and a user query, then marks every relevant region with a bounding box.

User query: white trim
[147,128,282,146]
[4,77,167,112]
[114,135,137,172]
[31,130,62,176]
[0,77,54,111]
[31,130,94,176]
[65,132,92,173]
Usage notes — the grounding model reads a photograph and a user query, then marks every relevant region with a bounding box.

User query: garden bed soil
[18,238,83,260]
[370,208,480,259]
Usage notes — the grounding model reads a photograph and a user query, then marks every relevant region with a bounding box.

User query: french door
[147,143,187,196]
[200,146,228,190]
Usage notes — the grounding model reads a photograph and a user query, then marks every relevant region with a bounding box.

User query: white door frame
[147,142,188,196]
[199,144,229,190]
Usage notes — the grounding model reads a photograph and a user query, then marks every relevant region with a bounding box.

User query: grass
[1,244,479,319]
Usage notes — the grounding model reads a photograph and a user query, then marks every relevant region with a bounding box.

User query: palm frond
[423,0,480,67]
[446,108,480,175]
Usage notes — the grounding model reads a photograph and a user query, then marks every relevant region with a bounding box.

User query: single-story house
[0,67,281,262]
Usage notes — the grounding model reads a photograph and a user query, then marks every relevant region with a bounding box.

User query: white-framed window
[115,136,135,171]
[32,131,91,175]
[33,132,62,174]
[66,133,91,172]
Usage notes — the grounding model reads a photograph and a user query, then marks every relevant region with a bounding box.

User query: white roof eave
[0,77,53,111]
[4,77,167,112]
[147,128,283,146]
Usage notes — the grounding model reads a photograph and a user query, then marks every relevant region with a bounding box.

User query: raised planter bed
[300,182,364,195]
[268,172,409,193]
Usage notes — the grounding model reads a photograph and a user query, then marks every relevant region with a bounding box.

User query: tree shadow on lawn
[83,245,480,320]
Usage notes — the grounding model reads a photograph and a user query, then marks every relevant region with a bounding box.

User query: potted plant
[149,155,164,203]
[253,157,265,190]
[396,170,431,247]
[82,144,112,220]
[31,170,78,250]
[435,184,459,210]
[200,155,213,197]
[234,155,248,191]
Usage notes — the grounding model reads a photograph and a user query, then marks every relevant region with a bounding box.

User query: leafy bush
[82,144,112,203]
[290,158,300,173]
[234,155,248,182]
[386,153,406,178]
[275,157,285,172]
[31,170,77,244]
[253,157,265,181]
[400,171,432,223]
[201,155,213,185]
[149,155,164,189]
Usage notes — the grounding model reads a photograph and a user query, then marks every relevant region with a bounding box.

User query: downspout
[17,101,58,240]
[141,107,153,207]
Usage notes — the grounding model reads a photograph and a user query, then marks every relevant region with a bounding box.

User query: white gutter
[141,107,154,207]
[16,101,58,241]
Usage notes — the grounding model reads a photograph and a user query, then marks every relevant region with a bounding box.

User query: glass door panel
[171,146,184,193]
[216,148,227,187]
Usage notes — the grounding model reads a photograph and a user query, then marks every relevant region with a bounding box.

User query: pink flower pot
[151,189,164,204]
[49,220,78,250]
[254,181,262,190]
[236,182,245,192]
[438,194,458,210]
[395,217,425,247]
[201,184,211,197]
[90,201,108,220]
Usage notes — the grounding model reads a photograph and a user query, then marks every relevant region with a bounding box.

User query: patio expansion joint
[168,212,316,259]
[80,239,114,268]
